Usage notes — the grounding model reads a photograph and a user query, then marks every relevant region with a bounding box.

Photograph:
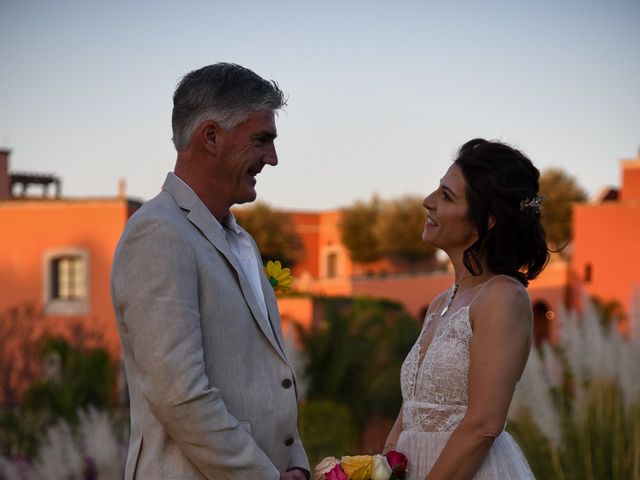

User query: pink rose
[384,450,408,478]
[325,464,348,480]
[313,457,339,480]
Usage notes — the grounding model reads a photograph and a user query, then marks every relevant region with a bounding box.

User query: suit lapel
[162,174,288,362]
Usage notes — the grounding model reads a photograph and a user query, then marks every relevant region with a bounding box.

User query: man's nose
[264,144,278,166]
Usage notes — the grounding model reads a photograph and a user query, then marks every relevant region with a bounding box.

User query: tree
[338,197,383,263]
[296,297,420,427]
[0,310,115,457]
[234,202,304,267]
[0,303,45,408]
[298,400,358,467]
[21,337,115,422]
[539,168,588,248]
[376,195,436,264]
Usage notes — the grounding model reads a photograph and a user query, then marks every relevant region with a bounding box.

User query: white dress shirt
[171,174,269,321]
[220,213,270,323]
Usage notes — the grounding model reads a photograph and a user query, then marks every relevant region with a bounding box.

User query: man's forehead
[245,110,277,133]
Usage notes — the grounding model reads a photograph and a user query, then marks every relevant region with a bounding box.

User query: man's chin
[235,190,258,205]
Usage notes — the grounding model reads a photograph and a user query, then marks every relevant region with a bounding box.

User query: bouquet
[313,451,408,480]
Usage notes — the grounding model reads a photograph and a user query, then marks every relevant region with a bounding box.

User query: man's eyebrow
[253,130,277,139]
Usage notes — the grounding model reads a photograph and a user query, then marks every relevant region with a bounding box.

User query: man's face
[214,109,278,207]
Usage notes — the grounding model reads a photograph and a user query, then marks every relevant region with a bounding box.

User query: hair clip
[520,195,543,212]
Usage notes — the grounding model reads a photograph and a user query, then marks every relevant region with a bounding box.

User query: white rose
[371,454,392,480]
[313,456,340,480]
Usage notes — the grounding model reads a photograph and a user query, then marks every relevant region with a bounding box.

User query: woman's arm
[384,405,404,452]
[425,278,532,480]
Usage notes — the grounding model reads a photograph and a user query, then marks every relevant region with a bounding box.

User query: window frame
[42,248,90,315]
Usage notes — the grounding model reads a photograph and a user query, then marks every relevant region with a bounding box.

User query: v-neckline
[412,305,470,397]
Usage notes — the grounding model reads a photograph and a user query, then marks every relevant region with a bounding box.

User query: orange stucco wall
[3,155,637,364]
[278,259,568,346]
[572,202,640,327]
[621,159,640,201]
[353,258,568,318]
[289,212,321,278]
[0,199,132,357]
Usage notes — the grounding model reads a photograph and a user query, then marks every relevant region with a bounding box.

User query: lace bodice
[400,306,472,432]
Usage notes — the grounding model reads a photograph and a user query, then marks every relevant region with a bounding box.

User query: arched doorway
[532,300,552,346]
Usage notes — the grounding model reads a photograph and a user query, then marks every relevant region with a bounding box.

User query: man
[111,63,309,479]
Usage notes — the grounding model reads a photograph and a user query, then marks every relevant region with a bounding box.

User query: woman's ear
[487,214,496,230]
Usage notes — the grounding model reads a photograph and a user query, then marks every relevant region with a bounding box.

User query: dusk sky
[1,0,639,209]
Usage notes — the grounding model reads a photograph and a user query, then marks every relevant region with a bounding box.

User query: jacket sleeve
[112,217,280,479]
[288,431,310,475]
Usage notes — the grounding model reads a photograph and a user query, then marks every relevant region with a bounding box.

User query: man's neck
[173,167,230,222]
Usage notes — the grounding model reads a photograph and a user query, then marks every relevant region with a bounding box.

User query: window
[321,245,342,279]
[327,253,338,279]
[43,249,89,315]
[584,263,592,283]
[51,256,87,300]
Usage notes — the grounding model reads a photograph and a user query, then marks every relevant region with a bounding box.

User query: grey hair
[171,63,287,151]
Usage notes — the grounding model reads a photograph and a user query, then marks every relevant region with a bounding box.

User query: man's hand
[279,469,307,480]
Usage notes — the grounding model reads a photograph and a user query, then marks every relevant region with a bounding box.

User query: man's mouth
[247,165,262,177]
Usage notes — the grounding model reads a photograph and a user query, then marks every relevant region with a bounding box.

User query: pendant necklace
[440,272,473,317]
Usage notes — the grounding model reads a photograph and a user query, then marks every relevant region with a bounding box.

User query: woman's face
[422,164,479,254]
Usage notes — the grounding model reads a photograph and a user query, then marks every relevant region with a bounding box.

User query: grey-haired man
[112,63,309,480]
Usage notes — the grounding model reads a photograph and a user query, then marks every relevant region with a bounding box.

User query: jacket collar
[161,173,288,363]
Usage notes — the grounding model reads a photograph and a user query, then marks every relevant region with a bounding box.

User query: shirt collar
[169,172,240,234]
[222,211,242,234]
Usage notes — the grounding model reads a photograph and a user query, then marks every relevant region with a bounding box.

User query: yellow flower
[264,260,293,293]
[340,455,373,480]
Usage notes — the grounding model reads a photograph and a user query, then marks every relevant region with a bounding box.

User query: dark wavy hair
[454,138,550,286]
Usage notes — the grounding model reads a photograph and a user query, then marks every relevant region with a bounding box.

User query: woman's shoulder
[481,274,528,299]
[470,274,532,327]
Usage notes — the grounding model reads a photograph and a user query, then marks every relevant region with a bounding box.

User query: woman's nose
[423,192,435,210]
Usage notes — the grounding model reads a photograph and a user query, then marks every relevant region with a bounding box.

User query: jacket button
[285,437,294,446]
[281,378,293,389]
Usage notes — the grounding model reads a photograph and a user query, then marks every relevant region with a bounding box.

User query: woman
[385,139,548,479]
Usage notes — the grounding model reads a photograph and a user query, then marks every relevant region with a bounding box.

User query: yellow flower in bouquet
[264,260,293,293]
[340,455,373,480]
[314,450,405,480]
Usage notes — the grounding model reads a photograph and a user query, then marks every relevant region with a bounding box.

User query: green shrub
[298,399,358,468]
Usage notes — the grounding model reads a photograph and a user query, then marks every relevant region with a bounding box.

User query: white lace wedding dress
[397,303,535,479]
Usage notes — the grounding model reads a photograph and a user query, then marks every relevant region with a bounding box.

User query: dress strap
[468,274,522,308]
[424,291,449,326]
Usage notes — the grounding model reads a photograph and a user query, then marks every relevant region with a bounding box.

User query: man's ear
[197,121,220,154]
[488,214,496,230]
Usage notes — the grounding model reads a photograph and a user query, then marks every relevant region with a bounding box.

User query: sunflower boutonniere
[264,260,293,293]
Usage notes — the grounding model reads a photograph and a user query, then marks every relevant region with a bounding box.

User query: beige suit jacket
[111,173,309,479]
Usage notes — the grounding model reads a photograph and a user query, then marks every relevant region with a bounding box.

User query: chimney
[620,153,640,202]
[0,149,10,200]
[118,177,126,199]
